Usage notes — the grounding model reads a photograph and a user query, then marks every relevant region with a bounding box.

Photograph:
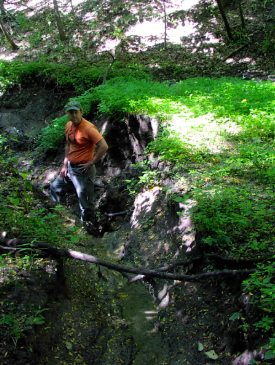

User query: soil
[0,84,268,365]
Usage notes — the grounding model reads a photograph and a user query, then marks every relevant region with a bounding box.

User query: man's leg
[68,164,96,222]
[50,175,72,204]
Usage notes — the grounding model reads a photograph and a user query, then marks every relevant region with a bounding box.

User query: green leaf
[20,173,29,179]
[265,350,275,360]
[24,180,33,191]
[32,317,45,325]
[205,350,218,360]
[65,341,73,350]
[9,197,20,206]
[229,312,241,321]
[198,342,204,351]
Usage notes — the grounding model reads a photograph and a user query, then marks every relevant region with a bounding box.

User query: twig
[104,211,128,217]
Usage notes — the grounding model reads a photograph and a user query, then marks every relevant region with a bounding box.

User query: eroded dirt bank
[0,86,265,365]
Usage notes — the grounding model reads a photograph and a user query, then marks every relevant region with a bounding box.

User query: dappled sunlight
[131,187,162,229]
[1,0,207,58]
[175,200,196,253]
[100,121,109,135]
[168,112,242,153]
[144,310,159,322]
[158,292,170,309]
[0,48,17,61]
[126,19,196,47]
[46,170,57,182]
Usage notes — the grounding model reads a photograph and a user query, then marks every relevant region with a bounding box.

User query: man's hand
[60,166,68,179]
[79,138,108,174]
[79,161,94,173]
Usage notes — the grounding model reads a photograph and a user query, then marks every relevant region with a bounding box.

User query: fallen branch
[0,245,18,252]
[104,211,128,217]
[0,238,260,282]
[157,253,268,273]
[222,44,248,62]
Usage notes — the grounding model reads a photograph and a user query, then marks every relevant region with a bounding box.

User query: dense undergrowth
[0,155,88,353]
[1,62,275,362]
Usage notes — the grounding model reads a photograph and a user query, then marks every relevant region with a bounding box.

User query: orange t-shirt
[65,118,103,164]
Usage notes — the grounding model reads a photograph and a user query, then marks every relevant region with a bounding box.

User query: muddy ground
[0,85,267,365]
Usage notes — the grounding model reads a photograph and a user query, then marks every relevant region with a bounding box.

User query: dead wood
[0,238,262,282]
[222,44,248,61]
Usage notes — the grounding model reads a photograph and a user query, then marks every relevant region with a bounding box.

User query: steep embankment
[0,85,265,365]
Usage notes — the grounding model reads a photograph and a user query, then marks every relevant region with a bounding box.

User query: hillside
[1,1,275,365]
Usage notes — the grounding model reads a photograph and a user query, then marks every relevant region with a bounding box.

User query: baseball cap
[65,101,82,111]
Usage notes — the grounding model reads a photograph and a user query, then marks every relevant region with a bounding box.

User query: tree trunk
[215,0,234,41]
[238,1,245,29]
[53,0,66,41]
[68,0,75,15]
[163,0,167,49]
[0,16,19,50]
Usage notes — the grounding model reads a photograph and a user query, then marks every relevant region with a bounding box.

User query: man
[50,101,108,223]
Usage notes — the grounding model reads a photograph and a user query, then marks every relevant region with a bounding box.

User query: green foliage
[125,160,161,194]
[0,60,105,93]
[83,76,275,123]
[264,338,275,361]
[147,130,190,163]
[244,266,275,323]
[0,155,87,350]
[170,77,275,118]
[243,267,275,359]
[186,186,275,256]
[0,60,152,94]
[146,129,212,165]
[0,157,78,245]
[90,76,169,118]
[37,115,68,151]
[0,304,49,348]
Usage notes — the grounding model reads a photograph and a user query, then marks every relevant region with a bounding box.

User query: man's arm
[91,138,109,165]
[83,138,109,171]
[60,144,69,179]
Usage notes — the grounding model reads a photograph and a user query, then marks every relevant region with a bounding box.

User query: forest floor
[0,84,268,365]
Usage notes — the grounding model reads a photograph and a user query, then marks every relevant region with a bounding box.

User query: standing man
[50,101,108,223]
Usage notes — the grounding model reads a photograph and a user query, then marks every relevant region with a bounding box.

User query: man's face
[66,109,83,125]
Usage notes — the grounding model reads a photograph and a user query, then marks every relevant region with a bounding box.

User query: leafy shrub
[90,77,176,118]
[0,60,153,94]
[188,186,275,257]
[37,115,68,151]
[243,266,275,361]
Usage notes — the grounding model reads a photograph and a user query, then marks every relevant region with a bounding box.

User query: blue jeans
[50,162,96,222]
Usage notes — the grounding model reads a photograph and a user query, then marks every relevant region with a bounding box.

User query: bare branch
[222,44,248,61]
[0,238,260,282]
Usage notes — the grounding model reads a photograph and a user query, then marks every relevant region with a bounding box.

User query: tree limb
[0,238,260,282]
[222,44,248,61]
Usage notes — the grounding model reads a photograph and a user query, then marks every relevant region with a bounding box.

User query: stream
[34,230,169,365]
